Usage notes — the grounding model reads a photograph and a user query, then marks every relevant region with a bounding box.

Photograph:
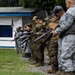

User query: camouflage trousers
[48,36,58,71]
[30,36,36,60]
[33,33,46,65]
[58,35,75,72]
[34,39,45,64]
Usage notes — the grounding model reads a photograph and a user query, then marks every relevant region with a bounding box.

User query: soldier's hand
[30,30,33,33]
[51,30,57,37]
[36,32,40,35]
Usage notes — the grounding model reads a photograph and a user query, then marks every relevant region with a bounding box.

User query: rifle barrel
[35,33,52,50]
[33,29,52,43]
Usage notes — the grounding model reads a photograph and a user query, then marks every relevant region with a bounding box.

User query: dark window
[0,25,12,37]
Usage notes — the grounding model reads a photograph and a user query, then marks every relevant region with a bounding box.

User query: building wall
[0,16,22,48]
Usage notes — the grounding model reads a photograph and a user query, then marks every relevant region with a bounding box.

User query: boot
[64,72,75,75]
[48,61,51,65]
[35,59,44,67]
[28,53,31,57]
[30,60,38,65]
[16,51,19,54]
[35,62,44,67]
[22,53,29,58]
[53,71,75,75]
[31,57,39,65]
[16,49,19,54]
[47,69,57,74]
[47,64,58,74]
[53,71,64,75]
[28,57,34,62]
[47,57,58,74]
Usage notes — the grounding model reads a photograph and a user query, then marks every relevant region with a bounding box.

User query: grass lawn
[0,49,44,75]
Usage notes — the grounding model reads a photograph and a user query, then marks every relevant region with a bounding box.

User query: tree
[0,0,66,13]
[0,0,19,7]
[19,0,56,14]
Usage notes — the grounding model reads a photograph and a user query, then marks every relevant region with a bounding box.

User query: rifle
[35,33,52,50]
[20,29,44,45]
[34,24,59,50]
[10,36,19,42]
[20,37,29,45]
[33,17,59,50]
[10,31,32,42]
[20,32,37,45]
[33,29,52,43]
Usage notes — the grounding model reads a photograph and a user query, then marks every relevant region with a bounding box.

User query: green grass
[0,49,44,75]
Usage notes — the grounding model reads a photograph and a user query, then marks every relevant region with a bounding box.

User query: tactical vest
[60,20,75,37]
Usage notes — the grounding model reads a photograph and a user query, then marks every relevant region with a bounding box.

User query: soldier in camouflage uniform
[34,17,58,67]
[47,6,64,74]
[47,20,59,74]
[31,17,46,66]
[29,16,38,62]
[52,1,75,75]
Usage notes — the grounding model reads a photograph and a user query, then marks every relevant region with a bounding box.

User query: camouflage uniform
[48,36,58,71]
[31,18,48,66]
[29,22,36,61]
[33,23,45,66]
[30,35,36,61]
[47,19,59,73]
[55,6,75,72]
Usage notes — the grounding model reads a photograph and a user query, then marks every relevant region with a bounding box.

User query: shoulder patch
[65,13,69,21]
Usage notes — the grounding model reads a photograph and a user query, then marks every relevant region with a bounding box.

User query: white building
[0,7,46,48]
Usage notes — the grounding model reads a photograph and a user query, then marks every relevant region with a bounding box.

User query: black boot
[23,53,29,58]
[64,71,75,75]
[31,57,39,65]
[28,53,31,57]
[35,59,44,67]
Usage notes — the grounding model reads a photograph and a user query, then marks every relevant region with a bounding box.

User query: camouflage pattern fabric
[55,6,75,72]
[58,35,75,72]
[30,22,36,60]
[49,36,58,71]
[34,32,45,66]
[30,34,37,60]
[33,23,45,65]
[47,18,59,71]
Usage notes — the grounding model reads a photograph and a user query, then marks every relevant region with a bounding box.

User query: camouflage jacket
[55,6,75,37]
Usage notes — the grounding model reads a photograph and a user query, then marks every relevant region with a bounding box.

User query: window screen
[0,25,12,37]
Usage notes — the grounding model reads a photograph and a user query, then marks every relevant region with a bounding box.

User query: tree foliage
[18,0,56,14]
[0,0,66,12]
[19,0,66,13]
[0,0,19,7]
[56,0,66,11]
